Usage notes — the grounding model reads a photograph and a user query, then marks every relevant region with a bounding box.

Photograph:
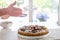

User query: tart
[18,25,49,36]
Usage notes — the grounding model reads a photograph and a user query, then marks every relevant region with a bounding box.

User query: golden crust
[18,29,49,36]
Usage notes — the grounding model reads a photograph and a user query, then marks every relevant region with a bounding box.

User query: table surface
[0,29,60,40]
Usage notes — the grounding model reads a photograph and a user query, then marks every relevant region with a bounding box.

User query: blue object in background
[36,13,49,22]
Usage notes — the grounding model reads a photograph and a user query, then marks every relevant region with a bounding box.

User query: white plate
[18,34,49,39]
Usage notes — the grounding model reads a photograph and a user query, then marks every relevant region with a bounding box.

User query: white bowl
[0,21,12,29]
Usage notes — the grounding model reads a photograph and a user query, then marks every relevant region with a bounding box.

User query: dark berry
[21,28,25,31]
[32,30,37,33]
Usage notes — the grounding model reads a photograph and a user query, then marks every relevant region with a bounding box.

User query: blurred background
[0,0,59,31]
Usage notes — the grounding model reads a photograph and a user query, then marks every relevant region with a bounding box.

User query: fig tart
[18,25,49,36]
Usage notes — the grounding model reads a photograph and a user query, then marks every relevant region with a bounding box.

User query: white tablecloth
[0,29,60,40]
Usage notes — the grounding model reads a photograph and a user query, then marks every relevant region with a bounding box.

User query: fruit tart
[18,25,49,36]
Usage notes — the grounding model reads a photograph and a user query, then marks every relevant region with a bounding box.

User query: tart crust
[18,25,49,36]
